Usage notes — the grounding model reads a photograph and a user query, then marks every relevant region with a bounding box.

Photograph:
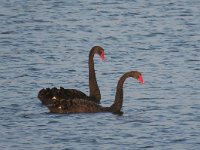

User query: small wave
[1,31,16,34]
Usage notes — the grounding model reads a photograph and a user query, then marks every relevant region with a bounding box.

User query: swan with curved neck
[38,46,105,105]
[46,71,144,114]
[88,46,104,102]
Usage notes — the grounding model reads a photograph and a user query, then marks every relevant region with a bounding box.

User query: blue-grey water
[0,0,200,149]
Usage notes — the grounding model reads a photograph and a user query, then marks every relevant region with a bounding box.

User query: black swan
[46,71,144,114]
[38,46,105,105]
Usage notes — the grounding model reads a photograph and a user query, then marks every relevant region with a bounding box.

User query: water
[0,0,200,149]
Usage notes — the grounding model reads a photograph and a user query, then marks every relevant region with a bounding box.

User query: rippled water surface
[0,0,200,149]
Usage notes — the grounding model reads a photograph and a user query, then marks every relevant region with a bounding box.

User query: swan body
[46,71,144,114]
[38,46,105,105]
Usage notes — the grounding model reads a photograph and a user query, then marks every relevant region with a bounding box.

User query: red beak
[138,75,144,84]
[100,52,105,61]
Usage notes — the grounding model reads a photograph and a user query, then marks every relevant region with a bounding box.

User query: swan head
[92,46,105,61]
[131,71,144,84]
[136,72,144,84]
[97,46,105,61]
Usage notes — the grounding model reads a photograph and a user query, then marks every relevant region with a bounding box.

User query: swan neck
[110,72,132,112]
[88,48,101,102]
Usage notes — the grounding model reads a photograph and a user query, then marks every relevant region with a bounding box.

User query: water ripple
[0,0,200,149]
